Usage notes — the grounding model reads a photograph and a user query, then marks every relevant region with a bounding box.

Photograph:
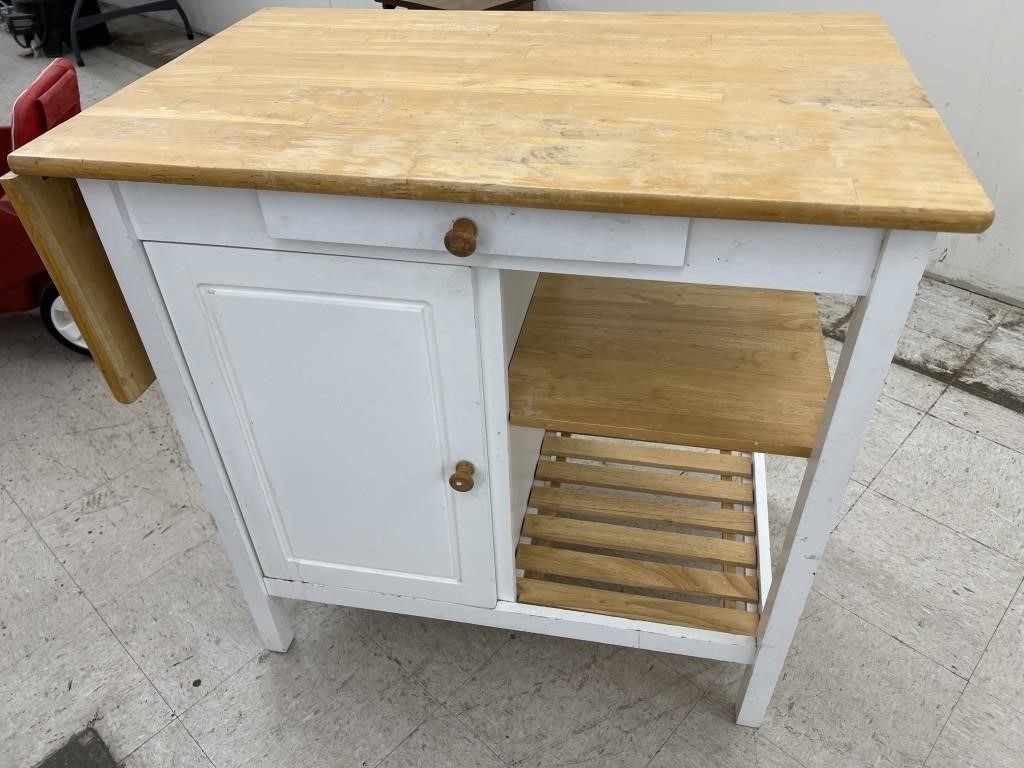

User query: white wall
[158,0,1024,304]
[173,0,376,37]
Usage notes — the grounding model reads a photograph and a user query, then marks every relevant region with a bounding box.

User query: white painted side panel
[147,243,496,607]
[473,268,543,602]
[473,268,518,602]
[257,190,688,267]
[79,179,296,652]
[509,425,544,551]
[501,270,539,367]
[753,452,771,613]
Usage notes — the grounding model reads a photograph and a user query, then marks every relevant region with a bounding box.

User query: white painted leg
[79,180,294,652]
[735,230,935,727]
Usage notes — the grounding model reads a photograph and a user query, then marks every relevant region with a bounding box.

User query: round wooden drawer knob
[444,218,478,257]
[448,460,476,492]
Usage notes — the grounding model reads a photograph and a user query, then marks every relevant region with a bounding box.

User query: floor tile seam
[947,317,1003,386]
[376,702,509,768]
[402,629,514,707]
[810,588,974,683]
[110,718,176,766]
[27,523,236,721]
[921,687,963,767]
[26,474,133,528]
[639,690,707,768]
[0,485,33,540]
[83,541,215,613]
[172,646,265,724]
[831,479,868,530]
[845,401,928,523]
[24,439,187,527]
[506,667,704,767]
[175,720,221,768]
[866,476,1024,566]
[334,612,456,711]
[446,706,513,766]
[825,324,985,415]
[368,702,446,768]
[960,574,1024,715]
[18,505,181,730]
[926,395,1024,454]
[756,725,814,767]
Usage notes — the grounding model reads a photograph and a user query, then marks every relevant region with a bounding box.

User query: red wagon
[1,58,88,353]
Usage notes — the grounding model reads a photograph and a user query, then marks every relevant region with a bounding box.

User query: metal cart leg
[735,229,936,727]
[173,0,194,40]
[70,0,85,66]
[71,0,196,66]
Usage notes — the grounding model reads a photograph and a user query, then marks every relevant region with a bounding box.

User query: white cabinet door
[147,243,496,607]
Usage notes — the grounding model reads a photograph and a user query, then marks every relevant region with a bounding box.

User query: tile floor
[3,22,1024,768]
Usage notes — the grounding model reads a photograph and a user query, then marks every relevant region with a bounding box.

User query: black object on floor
[70,0,194,66]
[33,729,118,768]
[2,0,110,58]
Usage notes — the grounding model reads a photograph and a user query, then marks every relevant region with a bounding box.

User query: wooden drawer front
[257,190,688,267]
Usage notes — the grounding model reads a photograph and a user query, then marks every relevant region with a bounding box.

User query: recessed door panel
[147,243,496,607]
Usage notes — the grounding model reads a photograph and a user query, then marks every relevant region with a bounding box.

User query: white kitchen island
[3,9,992,726]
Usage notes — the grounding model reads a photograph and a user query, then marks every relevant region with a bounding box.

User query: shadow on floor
[34,729,117,768]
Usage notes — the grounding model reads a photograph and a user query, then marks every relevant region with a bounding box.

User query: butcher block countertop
[8,8,993,232]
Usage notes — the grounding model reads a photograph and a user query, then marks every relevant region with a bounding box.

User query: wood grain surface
[521,515,757,568]
[0,173,154,403]
[529,485,756,535]
[517,578,760,635]
[8,9,992,232]
[516,544,759,602]
[508,274,832,457]
[534,460,755,505]
[540,434,754,477]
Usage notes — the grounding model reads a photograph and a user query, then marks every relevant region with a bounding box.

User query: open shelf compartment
[508,274,831,458]
[515,433,769,637]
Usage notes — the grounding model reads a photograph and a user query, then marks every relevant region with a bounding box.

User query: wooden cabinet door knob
[444,218,477,257]
[448,460,476,492]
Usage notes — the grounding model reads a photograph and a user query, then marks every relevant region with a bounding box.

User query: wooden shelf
[508,275,831,458]
[515,434,764,637]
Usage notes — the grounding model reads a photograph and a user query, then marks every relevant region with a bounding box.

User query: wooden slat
[720,450,741,611]
[510,276,832,458]
[8,9,992,233]
[522,515,756,568]
[517,578,759,635]
[535,460,753,506]
[529,485,755,535]
[517,544,757,602]
[0,173,154,404]
[541,434,753,477]
[526,430,571,579]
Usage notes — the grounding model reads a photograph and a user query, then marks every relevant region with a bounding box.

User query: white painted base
[265,577,758,665]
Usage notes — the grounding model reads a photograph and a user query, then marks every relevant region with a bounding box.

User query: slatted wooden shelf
[516,434,764,636]
[508,275,832,458]
[535,462,754,506]
[523,515,756,568]
[518,580,760,636]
